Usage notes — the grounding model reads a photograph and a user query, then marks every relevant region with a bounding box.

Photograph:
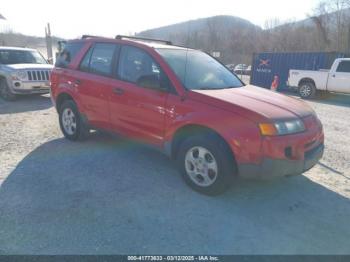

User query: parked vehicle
[245,65,252,75]
[288,58,350,99]
[0,47,53,101]
[251,52,348,90]
[225,64,235,72]
[51,35,324,195]
[234,64,248,75]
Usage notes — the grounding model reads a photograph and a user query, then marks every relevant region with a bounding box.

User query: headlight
[259,119,305,136]
[11,71,28,81]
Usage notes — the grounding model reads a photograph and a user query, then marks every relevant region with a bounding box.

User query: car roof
[0,46,36,51]
[336,58,350,61]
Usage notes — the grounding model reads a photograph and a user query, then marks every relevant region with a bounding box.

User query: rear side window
[336,61,350,73]
[79,48,93,72]
[89,43,117,76]
[55,42,84,68]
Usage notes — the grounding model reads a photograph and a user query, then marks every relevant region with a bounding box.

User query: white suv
[0,47,53,101]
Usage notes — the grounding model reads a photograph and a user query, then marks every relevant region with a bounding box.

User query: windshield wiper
[198,87,217,90]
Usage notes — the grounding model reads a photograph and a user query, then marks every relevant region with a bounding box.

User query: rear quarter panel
[50,41,92,112]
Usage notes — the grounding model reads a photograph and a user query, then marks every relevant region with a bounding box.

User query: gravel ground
[0,93,349,255]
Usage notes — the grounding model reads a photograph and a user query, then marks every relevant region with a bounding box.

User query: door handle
[113,87,124,95]
[74,79,82,86]
[332,74,336,78]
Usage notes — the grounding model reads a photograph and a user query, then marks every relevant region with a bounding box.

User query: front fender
[164,99,263,165]
[0,69,15,91]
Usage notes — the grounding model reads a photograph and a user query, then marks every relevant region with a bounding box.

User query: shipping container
[250,52,349,90]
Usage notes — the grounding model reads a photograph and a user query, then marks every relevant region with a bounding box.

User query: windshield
[156,48,243,90]
[0,49,47,65]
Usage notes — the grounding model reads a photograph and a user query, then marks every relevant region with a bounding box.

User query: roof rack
[115,35,172,45]
[81,35,107,39]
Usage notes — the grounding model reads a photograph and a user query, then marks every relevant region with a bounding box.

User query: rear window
[55,42,84,68]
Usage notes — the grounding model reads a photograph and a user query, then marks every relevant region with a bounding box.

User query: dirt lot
[0,93,349,254]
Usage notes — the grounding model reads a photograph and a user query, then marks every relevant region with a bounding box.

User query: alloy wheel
[184,146,218,187]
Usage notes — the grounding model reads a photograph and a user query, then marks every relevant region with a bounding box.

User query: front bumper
[11,81,50,95]
[238,115,324,179]
[239,143,324,179]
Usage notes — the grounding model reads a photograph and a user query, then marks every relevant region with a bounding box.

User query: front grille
[27,70,51,81]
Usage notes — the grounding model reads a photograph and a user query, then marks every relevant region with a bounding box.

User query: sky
[1,0,320,39]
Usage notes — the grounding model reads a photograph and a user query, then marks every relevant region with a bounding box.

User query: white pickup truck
[288,58,350,99]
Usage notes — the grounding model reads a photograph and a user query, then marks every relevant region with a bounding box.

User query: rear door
[108,45,172,146]
[73,43,119,130]
[327,60,350,94]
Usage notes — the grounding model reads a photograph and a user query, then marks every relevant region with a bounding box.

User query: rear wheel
[0,79,17,101]
[59,100,89,141]
[176,134,236,195]
[298,82,316,99]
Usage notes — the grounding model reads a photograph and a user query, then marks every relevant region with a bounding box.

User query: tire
[176,134,236,196]
[59,100,89,141]
[0,79,17,101]
[298,82,316,99]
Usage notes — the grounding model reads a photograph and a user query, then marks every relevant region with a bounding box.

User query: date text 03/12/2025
[127,256,219,261]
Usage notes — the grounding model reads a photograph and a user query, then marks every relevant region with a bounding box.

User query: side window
[336,61,350,73]
[89,43,116,76]
[55,42,84,68]
[117,45,171,91]
[79,47,93,72]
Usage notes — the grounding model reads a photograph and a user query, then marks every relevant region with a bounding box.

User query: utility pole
[0,13,7,45]
[45,23,53,64]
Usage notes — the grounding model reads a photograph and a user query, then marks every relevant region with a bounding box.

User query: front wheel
[177,134,236,196]
[59,100,89,141]
[0,79,17,101]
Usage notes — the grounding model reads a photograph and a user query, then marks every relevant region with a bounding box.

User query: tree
[311,0,350,51]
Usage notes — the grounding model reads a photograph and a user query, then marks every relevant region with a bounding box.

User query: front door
[108,45,171,146]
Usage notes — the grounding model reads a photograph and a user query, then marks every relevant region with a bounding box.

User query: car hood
[3,64,54,70]
[188,85,314,122]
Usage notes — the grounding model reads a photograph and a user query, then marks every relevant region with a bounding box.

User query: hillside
[137,15,262,64]
[138,15,260,40]
[1,10,349,64]
[0,32,62,58]
[137,12,350,64]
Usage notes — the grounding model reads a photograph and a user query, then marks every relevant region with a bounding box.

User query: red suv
[51,35,324,195]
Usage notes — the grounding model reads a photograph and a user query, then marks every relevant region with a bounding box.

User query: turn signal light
[259,123,278,136]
